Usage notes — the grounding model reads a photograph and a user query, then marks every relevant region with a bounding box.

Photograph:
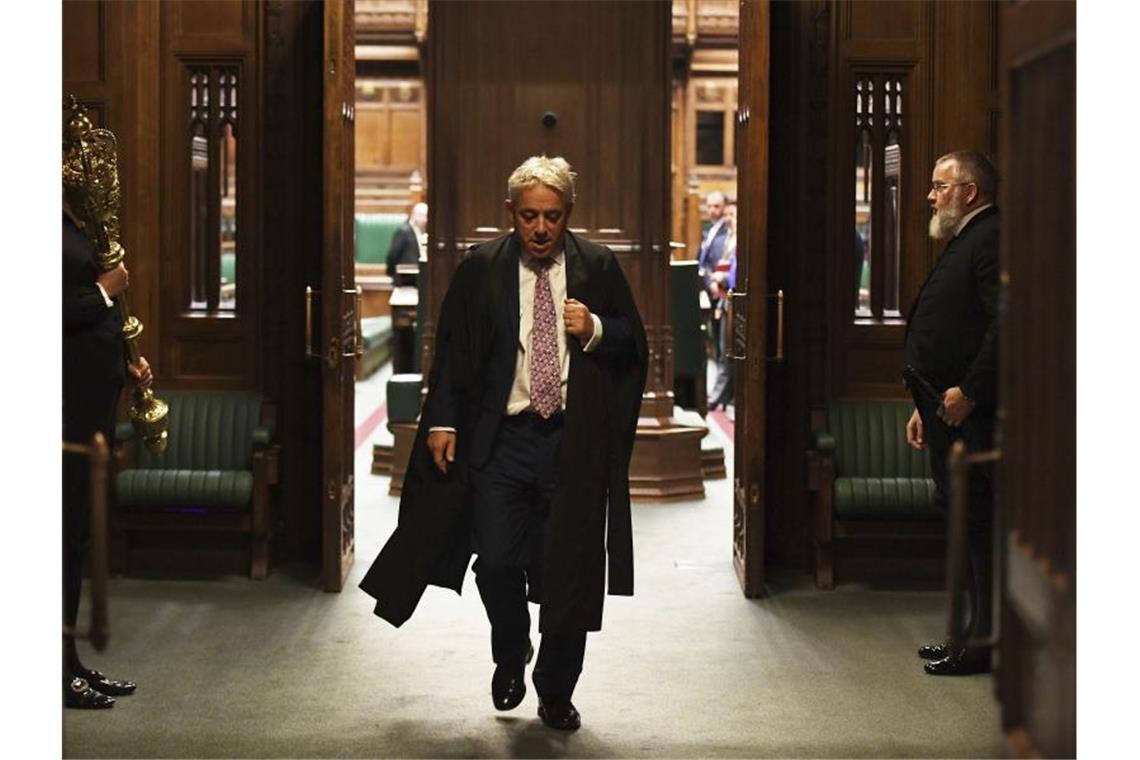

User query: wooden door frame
[732,0,770,597]
[320,0,357,592]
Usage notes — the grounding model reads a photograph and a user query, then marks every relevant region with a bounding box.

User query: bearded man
[902,150,1000,676]
[360,156,647,730]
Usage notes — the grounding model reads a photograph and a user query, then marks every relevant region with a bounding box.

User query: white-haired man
[362,156,648,730]
[903,150,1000,676]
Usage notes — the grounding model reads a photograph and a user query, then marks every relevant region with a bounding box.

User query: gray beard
[928,205,963,240]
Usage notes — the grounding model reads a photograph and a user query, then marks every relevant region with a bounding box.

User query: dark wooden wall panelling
[826,0,999,399]
[63,1,162,373]
[425,1,672,404]
[159,1,263,390]
[763,0,999,570]
[64,1,326,565]
[994,2,1075,754]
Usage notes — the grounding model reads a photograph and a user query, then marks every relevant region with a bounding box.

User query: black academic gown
[360,231,648,634]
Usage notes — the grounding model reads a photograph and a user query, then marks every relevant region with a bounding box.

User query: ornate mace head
[62,95,124,266]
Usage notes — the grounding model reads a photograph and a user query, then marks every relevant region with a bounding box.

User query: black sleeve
[419,259,476,429]
[960,229,1000,409]
[590,253,641,356]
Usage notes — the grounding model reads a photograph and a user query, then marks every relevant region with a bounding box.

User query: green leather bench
[806,398,939,589]
[357,315,394,380]
[355,212,406,267]
[115,391,280,579]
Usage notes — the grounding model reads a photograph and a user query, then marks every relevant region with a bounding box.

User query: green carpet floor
[62,415,1004,758]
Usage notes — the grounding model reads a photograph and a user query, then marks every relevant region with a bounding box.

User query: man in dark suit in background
[361,156,647,731]
[385,201,428,286]
[903,150,1000,676]
[63,199,152,708]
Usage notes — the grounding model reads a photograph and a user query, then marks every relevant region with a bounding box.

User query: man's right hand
[426,430,456,474]
[97,263,129,298]
[905,408,925,451]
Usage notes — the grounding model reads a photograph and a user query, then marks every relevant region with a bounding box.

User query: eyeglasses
[929,181,973,193]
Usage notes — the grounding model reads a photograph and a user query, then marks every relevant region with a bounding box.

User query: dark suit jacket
[697,221,729,288]
[63,213,125,440]
[385,222,421,284]
[360,231,648,634]
[903,206,1000,413]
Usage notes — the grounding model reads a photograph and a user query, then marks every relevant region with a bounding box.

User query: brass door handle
[341,287,361,358]
[354,286,364,358]
[946,443,1002,652]
[724,289,784,362]
[305,286,318,359]
[725,290,746,361]
[772,289,784,363]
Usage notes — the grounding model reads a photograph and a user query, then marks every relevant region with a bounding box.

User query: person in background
[386,201,428,286]
[708,202,737,411]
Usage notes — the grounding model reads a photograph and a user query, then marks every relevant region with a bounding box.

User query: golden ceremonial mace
[63,95,169,455]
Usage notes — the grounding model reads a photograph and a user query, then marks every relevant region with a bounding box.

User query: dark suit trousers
[470,412,586,702]
[914,393,995,640]
[62,381,121,677]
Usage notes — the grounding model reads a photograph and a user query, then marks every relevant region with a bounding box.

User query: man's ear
[964,183,980,207]
[504,198,515,216]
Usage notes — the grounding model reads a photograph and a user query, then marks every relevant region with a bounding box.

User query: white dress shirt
[429,245,603,432]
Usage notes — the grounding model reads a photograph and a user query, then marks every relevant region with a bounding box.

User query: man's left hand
[128,356,153,390]
[563,298,594,339]
[938,386,974,427]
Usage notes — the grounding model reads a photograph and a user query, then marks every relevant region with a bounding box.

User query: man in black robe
[360,156,647,730]
[63,198,152,708]
[903,150,1000,676]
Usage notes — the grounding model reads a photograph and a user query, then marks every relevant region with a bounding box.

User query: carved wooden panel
[848,0,919,41]
[994,2,1075,753]
[63,1,105,83]
[169,0,255,48]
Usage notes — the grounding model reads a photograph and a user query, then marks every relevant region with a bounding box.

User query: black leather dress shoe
[491,642,534,711]
[924,648,992,676]
[81,669,137,696]
[65,677,115,709]
[538,699,581,731]
[917,641,950,660]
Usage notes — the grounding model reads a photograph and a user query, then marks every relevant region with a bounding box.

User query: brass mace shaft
[64,96,169,455]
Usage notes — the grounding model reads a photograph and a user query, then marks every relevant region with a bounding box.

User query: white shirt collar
[954,203,993,237]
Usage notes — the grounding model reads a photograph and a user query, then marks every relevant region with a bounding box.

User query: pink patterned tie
[529,262,561,418]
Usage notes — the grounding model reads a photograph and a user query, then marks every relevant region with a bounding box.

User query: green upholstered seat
[118,470,254,510]
[808,397,940,589]
[823,399,934,519]
[221,252,236,284]
[387,373,422,424]
[361,316,393,351]
[355,213,407,265]
[116,391,269,510]
[114,390,279,579]
[833,477,938,519]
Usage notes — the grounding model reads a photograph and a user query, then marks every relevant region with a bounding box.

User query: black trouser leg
[533,631,587,702]
[473,560,531,666]
[916,395,995,642]
[62,387,119,683]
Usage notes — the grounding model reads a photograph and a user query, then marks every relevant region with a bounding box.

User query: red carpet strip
[354,401,388,451]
